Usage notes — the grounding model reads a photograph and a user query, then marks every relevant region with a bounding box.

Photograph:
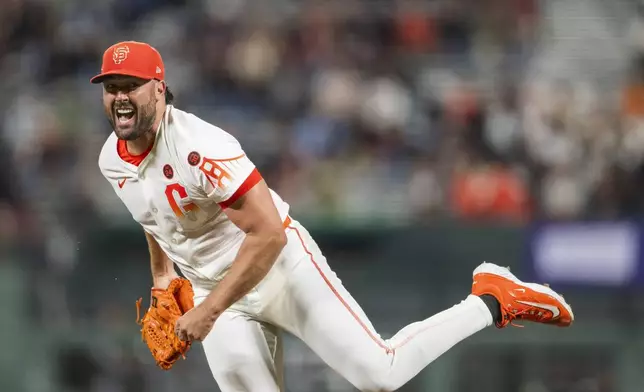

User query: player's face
[102,76,160,140]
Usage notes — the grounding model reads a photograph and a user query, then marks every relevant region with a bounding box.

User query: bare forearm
[151,253,174,277]
[144,231,177,285]
[201,232,285,316]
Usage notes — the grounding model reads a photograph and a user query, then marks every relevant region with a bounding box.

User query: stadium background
[1,0,644,391]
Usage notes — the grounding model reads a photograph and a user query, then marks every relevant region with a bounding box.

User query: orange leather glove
[136,277,194,370]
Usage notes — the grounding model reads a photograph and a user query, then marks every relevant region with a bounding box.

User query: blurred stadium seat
[2,0,644,391]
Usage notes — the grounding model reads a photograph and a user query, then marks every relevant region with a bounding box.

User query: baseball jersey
[98,105,290,291]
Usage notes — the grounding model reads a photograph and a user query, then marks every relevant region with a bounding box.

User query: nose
[115,90,129,101]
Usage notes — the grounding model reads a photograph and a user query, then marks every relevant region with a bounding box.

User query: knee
[355,378,396,392]
[207,353,277,391]
[351,362,396,392]
[211,363,279,392]
[210,357,247,386]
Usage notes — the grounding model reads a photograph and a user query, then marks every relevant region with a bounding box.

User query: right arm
[144,231,179,289]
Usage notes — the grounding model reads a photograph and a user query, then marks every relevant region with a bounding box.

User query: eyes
[104,82,142,95]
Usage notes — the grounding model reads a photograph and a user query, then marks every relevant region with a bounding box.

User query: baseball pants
[194,218,493,392]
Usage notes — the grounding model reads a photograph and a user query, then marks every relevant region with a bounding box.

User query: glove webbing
[135,297,188,369]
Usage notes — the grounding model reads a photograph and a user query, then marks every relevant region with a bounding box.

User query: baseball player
[94,41,574,392]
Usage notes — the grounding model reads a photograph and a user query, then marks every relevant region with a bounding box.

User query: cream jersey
[98,105,290,290]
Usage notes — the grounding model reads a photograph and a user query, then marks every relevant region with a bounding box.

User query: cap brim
[90,70,156,84]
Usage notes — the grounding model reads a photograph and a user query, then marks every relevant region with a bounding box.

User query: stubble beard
[110,96,158,141]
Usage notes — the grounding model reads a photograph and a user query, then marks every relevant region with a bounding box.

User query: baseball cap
[90,41,165,84]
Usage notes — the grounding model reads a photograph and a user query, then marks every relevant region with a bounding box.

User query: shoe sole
[473,262,575,323]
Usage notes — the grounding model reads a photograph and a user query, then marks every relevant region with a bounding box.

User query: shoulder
[166,106,244,161]
[97,132,122,179]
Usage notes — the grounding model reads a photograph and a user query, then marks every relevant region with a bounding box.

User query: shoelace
[507,307,545,328]
[506,296,556,328]
[505,278,567,328]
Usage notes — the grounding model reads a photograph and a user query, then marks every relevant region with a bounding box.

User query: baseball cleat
[472,262,574,328]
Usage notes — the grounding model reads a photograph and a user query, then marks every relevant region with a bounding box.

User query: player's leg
[263,220,572,392]
[200,309,284,392]
[262,221,491,391]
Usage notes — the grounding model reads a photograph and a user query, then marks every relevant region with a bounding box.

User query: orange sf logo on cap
[113,45,130,64]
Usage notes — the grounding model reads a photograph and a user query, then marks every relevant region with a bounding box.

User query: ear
[156,80,166,97]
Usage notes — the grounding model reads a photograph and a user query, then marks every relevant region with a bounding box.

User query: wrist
[200,296,224,320]
[152,273,179,289]
[153,271,178,279]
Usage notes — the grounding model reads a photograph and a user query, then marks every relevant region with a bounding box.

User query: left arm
[175,173,287,341]
[175,137,287,342]
[199,179,287,318]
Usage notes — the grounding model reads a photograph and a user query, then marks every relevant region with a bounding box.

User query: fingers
[174,314,209,342]
[175,322,188,342]
[175,324,197,342]
[175,328,204,342]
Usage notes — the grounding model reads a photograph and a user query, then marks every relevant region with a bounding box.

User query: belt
[282,215,292,229]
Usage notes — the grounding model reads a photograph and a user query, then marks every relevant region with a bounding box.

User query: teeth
[116,109,133,114]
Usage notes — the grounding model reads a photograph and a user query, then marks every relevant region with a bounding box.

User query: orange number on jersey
[164,183,197,218]
[199,157,233,190]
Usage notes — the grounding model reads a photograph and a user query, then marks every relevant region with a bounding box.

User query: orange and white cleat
[472,262,574,328]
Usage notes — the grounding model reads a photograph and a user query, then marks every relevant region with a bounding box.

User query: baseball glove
[135,277,195,370]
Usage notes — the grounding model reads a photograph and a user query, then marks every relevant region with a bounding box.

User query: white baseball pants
[194,219,493,392]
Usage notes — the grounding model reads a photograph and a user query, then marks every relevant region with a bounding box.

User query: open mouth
[115,108,136,127]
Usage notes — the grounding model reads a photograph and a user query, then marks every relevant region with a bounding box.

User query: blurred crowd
[1,0,642,390]
[2,0,644,241]
[0,0,637,323]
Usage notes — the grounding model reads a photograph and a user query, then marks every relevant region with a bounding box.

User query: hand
[175,305,217,342]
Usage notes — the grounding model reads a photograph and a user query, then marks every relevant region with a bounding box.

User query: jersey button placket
[138,170,156,225]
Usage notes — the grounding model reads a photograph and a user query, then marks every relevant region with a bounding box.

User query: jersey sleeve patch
[196,152,260,205]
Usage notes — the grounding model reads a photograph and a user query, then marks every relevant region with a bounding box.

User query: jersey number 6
[165,183,197,218]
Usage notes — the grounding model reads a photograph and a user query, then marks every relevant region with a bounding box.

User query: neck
[126,103,168,155]
[126,132,156,156]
